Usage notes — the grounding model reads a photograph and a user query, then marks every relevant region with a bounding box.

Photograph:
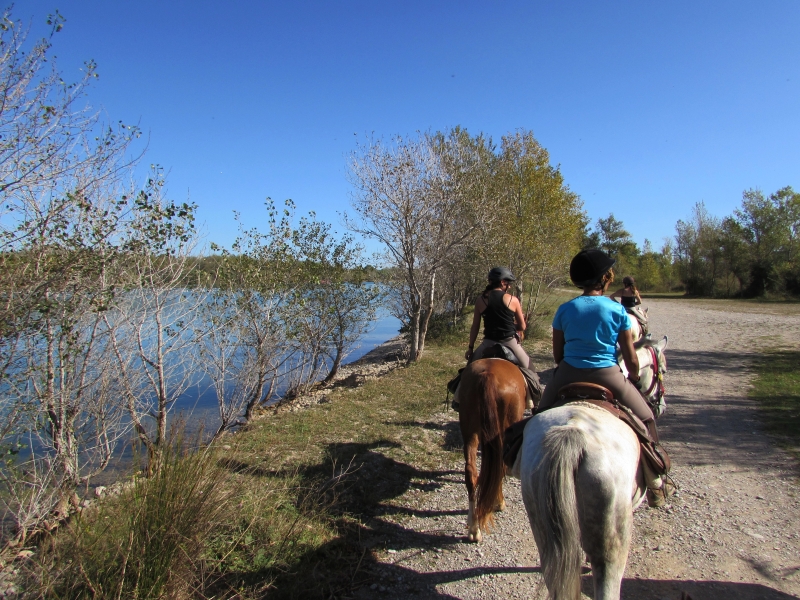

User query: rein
[642,345,665,398]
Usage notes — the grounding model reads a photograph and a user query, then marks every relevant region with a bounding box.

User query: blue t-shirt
[552,295,631,368]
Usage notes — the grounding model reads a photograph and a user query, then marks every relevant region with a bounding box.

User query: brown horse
[455,358,527,542]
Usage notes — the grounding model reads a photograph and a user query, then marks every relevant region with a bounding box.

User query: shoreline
[259,335,409,414]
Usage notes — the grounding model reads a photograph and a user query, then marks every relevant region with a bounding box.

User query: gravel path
[354,299,800,599]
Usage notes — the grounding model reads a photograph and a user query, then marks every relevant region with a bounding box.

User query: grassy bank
[20,313,548,598]
[750,349,800,463]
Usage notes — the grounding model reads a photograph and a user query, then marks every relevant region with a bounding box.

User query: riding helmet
[569,249,615,287]
[623,275,635,286]
[488,266,516,282]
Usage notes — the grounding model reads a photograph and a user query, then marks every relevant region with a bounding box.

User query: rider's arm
[634,290,643,305]
[552,328,565,364]
[618,329,640,382]
[608,288,621,301]
[509,296,527,338]
[465,299,483,360]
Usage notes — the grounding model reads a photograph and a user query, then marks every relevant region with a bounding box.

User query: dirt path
[356,299,800,599]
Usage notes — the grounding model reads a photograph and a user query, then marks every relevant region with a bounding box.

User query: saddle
[446,344,543,409]
[627,305,649,336]
[502,383,671,479]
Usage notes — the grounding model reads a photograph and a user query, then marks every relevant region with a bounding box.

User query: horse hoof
[467,530,482,543]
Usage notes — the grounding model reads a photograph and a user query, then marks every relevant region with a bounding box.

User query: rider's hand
[465,348,473,360]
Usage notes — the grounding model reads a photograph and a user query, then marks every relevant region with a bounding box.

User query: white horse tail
[531,425,586,600]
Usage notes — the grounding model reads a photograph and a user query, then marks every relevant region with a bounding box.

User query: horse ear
[657,336,668,351]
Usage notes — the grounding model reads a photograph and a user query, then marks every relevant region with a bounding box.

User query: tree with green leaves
[486,130,585,327]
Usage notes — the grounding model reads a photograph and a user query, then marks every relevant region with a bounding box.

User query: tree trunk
[417,270,436,357]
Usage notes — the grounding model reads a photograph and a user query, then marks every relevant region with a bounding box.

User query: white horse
[626,305,648,342]
[519,403,643,600]
[516,335,669,600]
[619,335,668,418]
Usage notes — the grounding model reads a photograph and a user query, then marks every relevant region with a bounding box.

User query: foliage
[486,130,585,331]
[673,187,800,297]
[33,433,231,598]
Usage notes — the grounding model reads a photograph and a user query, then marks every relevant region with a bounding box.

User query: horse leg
[577,470,632,600]
[494,488,506,512]
[463,433,481,542]
[589,557,628,600]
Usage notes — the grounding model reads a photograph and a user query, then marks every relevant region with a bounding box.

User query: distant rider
[451,267,542,410]
[609,275,642,308]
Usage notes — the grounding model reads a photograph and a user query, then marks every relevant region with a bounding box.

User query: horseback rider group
[453,248,674,507]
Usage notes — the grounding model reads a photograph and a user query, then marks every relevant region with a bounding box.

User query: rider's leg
[500,337,531,370]
[535,361,576,412]
[605,374,675,506]
[595,366,655,422]
[471,338,495,362]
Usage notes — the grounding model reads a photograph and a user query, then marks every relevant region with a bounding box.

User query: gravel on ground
[352,299,800,600]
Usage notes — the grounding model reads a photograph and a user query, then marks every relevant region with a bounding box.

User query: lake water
[170,307,402,426]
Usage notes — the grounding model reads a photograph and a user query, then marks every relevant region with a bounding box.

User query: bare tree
[0,9,146,537]
[198,204,300,437]
[347,129,496,361]
[105,170,200,462]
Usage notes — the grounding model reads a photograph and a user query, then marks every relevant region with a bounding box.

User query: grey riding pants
[539,361,654,422]
[472,336,531,369]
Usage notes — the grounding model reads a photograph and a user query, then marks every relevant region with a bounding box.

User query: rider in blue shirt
[538,249,673,506]
[538,249,655,424]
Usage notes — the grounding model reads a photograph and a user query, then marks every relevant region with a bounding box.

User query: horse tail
[531,425,586,600]
[475,368,504,532]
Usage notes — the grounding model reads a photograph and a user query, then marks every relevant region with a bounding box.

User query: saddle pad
[502,398,671,475]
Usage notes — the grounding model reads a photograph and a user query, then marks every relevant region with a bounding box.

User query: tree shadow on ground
[216,436,480,597]
[656,347,800,474]
[389,419,463,452]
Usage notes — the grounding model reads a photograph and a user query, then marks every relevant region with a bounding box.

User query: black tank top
[621,295,636,308]
[482,290,516,340]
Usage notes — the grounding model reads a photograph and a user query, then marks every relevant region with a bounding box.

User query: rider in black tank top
[482,289,517,341]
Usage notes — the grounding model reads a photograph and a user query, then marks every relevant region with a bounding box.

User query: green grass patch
[22,307,555,599]
[750,349,800,462]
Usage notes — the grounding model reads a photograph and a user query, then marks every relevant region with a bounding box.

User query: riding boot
[641,419,675,507]
[447,369,464,411]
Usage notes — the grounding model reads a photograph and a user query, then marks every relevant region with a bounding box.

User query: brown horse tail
[475,368,504,532]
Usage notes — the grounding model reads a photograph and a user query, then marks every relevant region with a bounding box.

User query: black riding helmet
[569,249,615,287]
[488,266,516,282]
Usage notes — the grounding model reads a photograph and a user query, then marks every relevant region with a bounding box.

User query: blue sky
[19,1,800,253]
